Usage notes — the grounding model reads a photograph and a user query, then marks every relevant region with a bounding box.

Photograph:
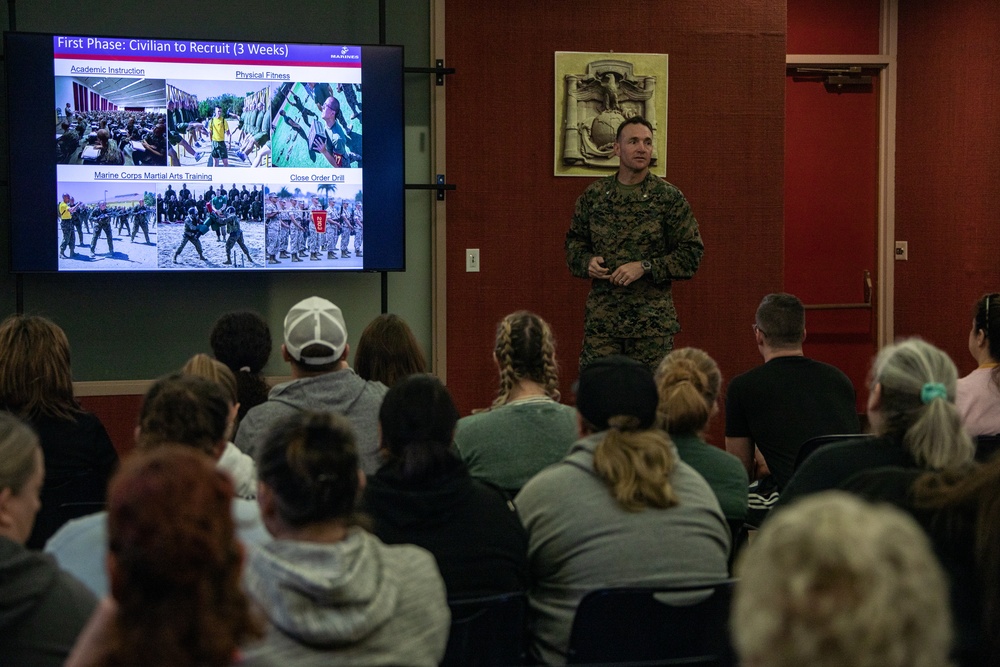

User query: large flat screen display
[5,32,404,272]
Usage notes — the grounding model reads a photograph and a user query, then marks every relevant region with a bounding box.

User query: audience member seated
[0,413,96,667]
[843,452,1000,665]
[57,122,80,163]
[240,411,450,667]
[235,296,387,475]
[454,311,577,493]
[732,492,953,667]
[780,338,975,506]
[210,310,273,426]
[181,354,257,499]
[46,374,270,597]
[353,313,428,387]
[725,293,860,493]
[515,356,730,665]
[64,446,262,667]
[360,374,528,597]
[956,292,1000,436]
[655,347,748,523]
[0,315,118,549]
[94,128,124,166]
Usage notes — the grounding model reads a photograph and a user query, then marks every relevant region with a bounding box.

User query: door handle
[803,270,872,310]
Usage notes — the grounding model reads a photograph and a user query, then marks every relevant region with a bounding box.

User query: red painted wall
[445,3,787,448]
[894,1,1000,374]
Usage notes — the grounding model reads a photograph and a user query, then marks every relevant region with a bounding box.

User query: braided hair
[491,311,560,407]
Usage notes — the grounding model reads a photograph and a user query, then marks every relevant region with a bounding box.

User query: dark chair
[565,580,737,666]
[793,433,874,471]
[975,434,1000,462]
[440,591,527,667]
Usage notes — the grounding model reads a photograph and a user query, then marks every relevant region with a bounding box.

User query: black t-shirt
[725,355,860,489]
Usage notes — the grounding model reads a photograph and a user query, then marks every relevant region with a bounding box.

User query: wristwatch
[640,260,652,272]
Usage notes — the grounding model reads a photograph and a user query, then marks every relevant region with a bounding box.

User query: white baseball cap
[283,296,347,365]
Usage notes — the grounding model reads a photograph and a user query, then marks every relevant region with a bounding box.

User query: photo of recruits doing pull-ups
[269,81,362,169]
[263,184,363,267]
[155,182,266,269]
[56,182,158,271]
[165,81,271,168]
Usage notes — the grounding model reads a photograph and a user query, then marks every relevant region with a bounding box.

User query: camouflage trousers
[579,334,674,372]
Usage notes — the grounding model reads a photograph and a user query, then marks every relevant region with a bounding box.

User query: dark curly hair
[209,311,272,421]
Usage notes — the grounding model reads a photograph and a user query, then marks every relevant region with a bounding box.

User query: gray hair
[873,338,974,469]
[733,492,953,667]
[0,413,40,494]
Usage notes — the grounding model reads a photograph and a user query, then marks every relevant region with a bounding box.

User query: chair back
[440,591,526,667]
[794,434,874,471]
[975,434,1000,462]
[566,580,736,666]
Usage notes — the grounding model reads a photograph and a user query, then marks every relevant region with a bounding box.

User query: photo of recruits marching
[56,186,157,269]
[155,183,265,268]
[165,82,270,168]
[269,81,362,169]
[263,186,363,267]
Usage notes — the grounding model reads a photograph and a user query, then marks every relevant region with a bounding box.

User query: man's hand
[588,256,610,279]
[609,260,646,287]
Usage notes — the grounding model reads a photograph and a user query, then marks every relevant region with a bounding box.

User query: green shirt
[454,397,578,492]
[670,431,748,521]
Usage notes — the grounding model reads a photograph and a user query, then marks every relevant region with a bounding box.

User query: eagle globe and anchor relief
[561,58,661,171]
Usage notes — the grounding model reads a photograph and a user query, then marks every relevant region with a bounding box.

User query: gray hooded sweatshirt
[240,528,449,667]
[234,369,387,474]
[0,536,96,667]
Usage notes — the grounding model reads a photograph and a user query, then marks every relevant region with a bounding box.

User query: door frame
[786,0,898,348]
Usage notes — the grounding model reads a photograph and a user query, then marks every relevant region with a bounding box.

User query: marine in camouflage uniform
[565,142,703,370]
[265,194,282,264]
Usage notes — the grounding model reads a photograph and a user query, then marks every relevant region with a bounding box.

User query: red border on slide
[54,53,361,68]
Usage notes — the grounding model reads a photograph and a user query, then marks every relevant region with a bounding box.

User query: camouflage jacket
[565,172,704,338]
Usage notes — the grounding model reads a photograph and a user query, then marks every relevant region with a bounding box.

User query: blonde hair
[592,415,678,511]
[0,315,80,421]
[872,338,974,469]
[733,492,953,667]
[654,347,721,435]
[0,413,40,494]
[490,311,560,407]
[181,354,238,404]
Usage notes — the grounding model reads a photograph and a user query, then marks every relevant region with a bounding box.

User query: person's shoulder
[45,511,107,554]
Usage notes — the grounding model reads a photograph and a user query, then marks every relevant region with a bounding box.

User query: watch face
[642,260,651,270]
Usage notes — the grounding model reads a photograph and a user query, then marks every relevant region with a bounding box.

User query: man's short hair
[733,492,952,667]
[755,293,805,348]
[615,115,654,143]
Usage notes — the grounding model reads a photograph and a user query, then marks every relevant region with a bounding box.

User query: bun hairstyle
[256,411,360,527]
[491,311,561,408]
[654,348,721,435]
[379,374,460,481]
[872,338,975,469]
[209,311,272,420]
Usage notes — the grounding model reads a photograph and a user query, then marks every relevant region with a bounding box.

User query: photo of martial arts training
[56,182,158,270]
[165,82,271,168]
[155,182,265,268]
[262,184,363,267]
[269,81,362,168]
[55,76,169,166]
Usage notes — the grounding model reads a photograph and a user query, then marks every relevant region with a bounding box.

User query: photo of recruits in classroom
[56,77,168,167]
